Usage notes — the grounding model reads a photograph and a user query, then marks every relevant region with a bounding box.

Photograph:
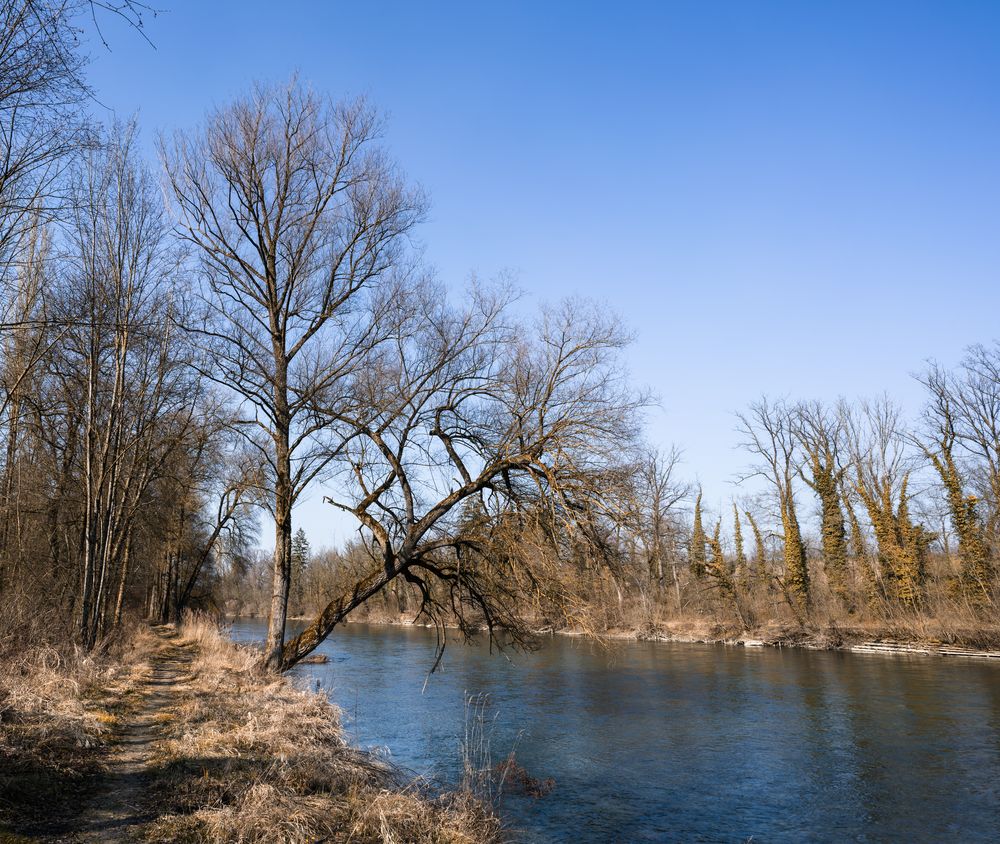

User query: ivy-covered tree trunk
[732,504,748,586]
[689,490,707,578]
[814,469,850,609]
[780,490,810,614]
[929,448,992,607]
[745,510,768,580]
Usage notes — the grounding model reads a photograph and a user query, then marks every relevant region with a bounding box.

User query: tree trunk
[265,356,293,671]
[281,563,398,670]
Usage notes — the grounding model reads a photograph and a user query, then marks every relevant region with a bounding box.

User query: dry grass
[626,611,1000,651]
[2,615,502,842]
[0,619,151,835]
[144,615,502,843]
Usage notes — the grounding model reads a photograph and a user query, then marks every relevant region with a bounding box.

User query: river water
[230,621,1000,842]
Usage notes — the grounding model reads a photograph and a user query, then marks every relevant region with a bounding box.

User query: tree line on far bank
[1,1,998,672]
[227,354,1000,647]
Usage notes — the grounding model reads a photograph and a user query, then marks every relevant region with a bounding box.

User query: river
[230,621,1000,842]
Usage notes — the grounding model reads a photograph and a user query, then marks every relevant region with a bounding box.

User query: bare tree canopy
[161,79,426,669]
[282,292,646,669]
[1,49,1000,689]
[737,397,810,613]
[0,0,90,276]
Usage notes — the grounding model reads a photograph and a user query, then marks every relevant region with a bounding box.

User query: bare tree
[63,121,199,645]
[0,0,90,275]
[149,411,260,623]
[0,220,52,588]
[630,446,688,607]
[277,293,644,670]
[945,344,1000,541]
[737,398,810,614]
[161,80,426,669]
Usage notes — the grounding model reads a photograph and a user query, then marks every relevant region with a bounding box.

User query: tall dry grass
[144,615,503,843]
[0,612,152,834]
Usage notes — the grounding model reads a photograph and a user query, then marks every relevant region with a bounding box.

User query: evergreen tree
[291,528,311,614]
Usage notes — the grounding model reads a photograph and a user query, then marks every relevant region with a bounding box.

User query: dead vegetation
[584,604,1000,653]
[1,616,502,843]
[142,616,503,843]
[0,618,153,836]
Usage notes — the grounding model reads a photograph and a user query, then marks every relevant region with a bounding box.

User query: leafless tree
[278,293,644,670]
[62,121,201,644]
[944,344,1000,539]
[0,0,89,276]
[161,80,426,669]
[630,446,689,608]
[737,397,810,613]
[0,0,160,287]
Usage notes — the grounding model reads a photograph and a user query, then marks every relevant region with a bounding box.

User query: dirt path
[58,629,193,843]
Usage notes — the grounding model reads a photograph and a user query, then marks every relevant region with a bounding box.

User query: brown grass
[143,615,502,843]
[2,615,502,843]
[0,620,152,836]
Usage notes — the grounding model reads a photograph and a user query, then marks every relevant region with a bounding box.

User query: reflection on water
[231,621,1000,842]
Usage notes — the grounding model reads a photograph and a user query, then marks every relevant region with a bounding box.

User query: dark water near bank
[231,621,1000,842]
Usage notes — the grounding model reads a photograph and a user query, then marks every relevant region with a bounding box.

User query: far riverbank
[266,612,1000,661]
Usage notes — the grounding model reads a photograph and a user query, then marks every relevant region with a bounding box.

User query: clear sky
[83,1,1000,546]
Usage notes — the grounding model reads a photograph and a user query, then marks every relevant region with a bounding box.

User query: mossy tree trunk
[689,489,707,578]
[917,363,994,609]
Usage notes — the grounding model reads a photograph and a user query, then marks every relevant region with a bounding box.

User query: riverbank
[288,612,1000,660]
[0,620,501,843]
[234,615,1000,842]
[603,618,1000,659]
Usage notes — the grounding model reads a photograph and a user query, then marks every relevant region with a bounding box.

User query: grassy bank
[296,608,1000,658]
[145,619,500,843]
[0,620,502,843]
[551,615,1000,656]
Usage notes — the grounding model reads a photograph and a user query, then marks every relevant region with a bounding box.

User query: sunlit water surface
[231,621,1000,842]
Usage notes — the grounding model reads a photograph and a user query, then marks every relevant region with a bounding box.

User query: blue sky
[84,1,1000,545]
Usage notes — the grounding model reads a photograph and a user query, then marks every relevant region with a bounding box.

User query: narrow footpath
[56,629,193,843]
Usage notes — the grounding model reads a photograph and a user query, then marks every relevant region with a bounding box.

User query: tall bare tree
[738,398,810,613]
[0,220,51,589]
[945,344,1000,543]
[0,0,89,276]
[631,446,687,606]
[63,121,200,645]
[162,80,425,669]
